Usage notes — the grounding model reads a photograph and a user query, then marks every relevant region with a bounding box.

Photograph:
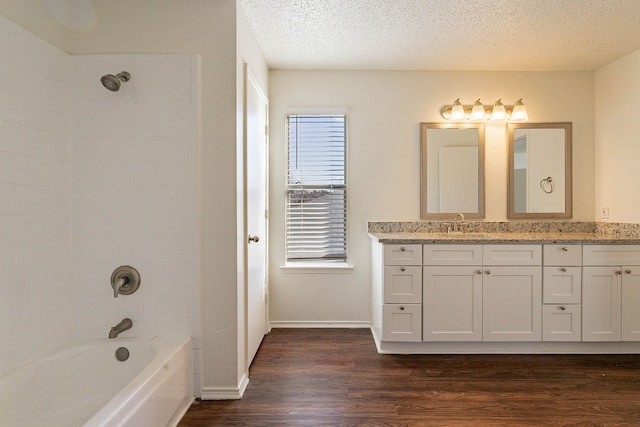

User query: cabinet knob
[484,270,491,275]
[475,270,482,275]
[616,270,622,276]
[400,247,406,251]
[560,267,568,272]
[399,305,405,311]
[400,267,406,272]
[559,305,566,311]
[626,269,632,274]
[561,247,569,252]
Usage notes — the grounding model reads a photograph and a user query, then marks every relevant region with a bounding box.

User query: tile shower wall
[0,15,71,376]
[69,55,202,391]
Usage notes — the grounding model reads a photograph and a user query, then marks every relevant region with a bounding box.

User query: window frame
[283,110,350,267]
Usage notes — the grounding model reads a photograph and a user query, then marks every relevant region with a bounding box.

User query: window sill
[280,262,354,274]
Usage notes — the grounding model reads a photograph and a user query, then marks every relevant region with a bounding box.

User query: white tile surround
[0,14,71,376]
[69,54,202,392]
[0,15,202,393]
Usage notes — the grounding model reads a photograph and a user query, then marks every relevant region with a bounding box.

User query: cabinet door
[582,266,620,341]
[622,266,640,341]
[542,304,581,341]
[543,266,581,304]
[383,265,422,303]
[382,304,421,342]
[482,266,542,341]
[423,266,482,341]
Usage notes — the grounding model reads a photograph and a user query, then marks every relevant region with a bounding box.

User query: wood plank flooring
[178,328,640,426]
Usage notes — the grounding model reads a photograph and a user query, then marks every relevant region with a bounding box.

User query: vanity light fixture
[450,98,466,120]
[489,99,508,121]
[440,98,529,122]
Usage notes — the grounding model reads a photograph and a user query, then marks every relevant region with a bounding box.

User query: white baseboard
[200,374,249,400]
[269,321,371,329]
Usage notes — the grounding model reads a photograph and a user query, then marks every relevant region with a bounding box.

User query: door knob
[248,235,260,243]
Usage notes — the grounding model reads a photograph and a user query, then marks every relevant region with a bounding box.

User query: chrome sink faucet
[108,318,133,339]
[453,213,465,232]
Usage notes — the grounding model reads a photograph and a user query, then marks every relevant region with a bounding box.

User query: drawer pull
[400,267,406,272]
[400,306,405,311]
[559,305,566,311]
[626,269,632,274]
[400,247,406,252]
[560,267,568,272]
[475,270,482,275]
[561,247,569,252]
[484,270,491,275]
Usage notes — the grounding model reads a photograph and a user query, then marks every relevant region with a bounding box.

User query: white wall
[595,49,640,223]
[269,70,595,325]
[0,14,70,376]
[69,54,200,390]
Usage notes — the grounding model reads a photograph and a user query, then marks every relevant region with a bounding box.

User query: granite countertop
[367,221,640,245]
[368,231,640,245]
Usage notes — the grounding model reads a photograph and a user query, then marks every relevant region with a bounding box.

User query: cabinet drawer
[544,244,582,266]
[383,266,422,303]
[382,304,422,342]
[423,244,482,265]
[543,266,581,304]
[384,244,422,266]
[483,245,541,266]
[583,245,640,266]
[542,304,581,342]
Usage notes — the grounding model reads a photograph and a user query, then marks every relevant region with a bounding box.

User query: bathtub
[0,336,193,427]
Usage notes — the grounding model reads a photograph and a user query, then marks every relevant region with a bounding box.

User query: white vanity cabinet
[422,244,543,342]
[582,245,640,342]
[380,244,422,342]
[542,244,582,341]
[423,245,483,341]
[482,245,542,342]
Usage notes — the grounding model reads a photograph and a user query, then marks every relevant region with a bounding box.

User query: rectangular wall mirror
[420,122,485,219]
[508,122,572,219]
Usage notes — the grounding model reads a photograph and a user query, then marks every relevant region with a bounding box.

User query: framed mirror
[420,122,485,219]
[508,122,572,219]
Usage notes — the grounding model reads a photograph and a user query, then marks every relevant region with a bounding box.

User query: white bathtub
[0,336,193,427]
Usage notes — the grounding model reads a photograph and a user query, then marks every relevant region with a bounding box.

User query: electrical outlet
[600,205,609,219]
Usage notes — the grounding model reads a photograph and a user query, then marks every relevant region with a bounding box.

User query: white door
[245,66,268,365]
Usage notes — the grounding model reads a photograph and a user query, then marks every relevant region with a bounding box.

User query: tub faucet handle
[110,266,141,298]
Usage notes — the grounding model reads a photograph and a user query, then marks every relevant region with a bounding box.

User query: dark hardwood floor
[178,328,640,426]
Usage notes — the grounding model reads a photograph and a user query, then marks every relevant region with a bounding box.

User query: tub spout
[109,318,133,339]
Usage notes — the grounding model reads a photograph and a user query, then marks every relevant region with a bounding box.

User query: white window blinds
[286,114,347,261]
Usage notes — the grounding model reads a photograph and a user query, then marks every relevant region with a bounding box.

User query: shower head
[100,71,131,92]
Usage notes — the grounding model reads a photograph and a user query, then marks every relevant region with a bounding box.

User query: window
[286,114,347,262]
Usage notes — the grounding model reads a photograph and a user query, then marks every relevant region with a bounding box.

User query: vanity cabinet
[582,245,640,342]
[542,244,582,341]
[372,238,640,353]
[380,244,422,342]
[422,244,542,342]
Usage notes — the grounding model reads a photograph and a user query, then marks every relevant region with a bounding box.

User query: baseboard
[200,374,249,400]
[269,321,371,329]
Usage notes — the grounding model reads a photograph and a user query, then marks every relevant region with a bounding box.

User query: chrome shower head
[100,71,131,92]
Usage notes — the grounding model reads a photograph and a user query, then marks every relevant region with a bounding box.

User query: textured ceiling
[238,0,640,71]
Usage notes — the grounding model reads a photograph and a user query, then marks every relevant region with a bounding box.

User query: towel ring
[540,177,553,193]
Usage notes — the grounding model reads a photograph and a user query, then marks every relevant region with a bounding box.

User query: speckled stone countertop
[368,221,640,244]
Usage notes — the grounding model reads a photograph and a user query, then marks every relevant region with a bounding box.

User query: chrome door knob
[248,235,260,243]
